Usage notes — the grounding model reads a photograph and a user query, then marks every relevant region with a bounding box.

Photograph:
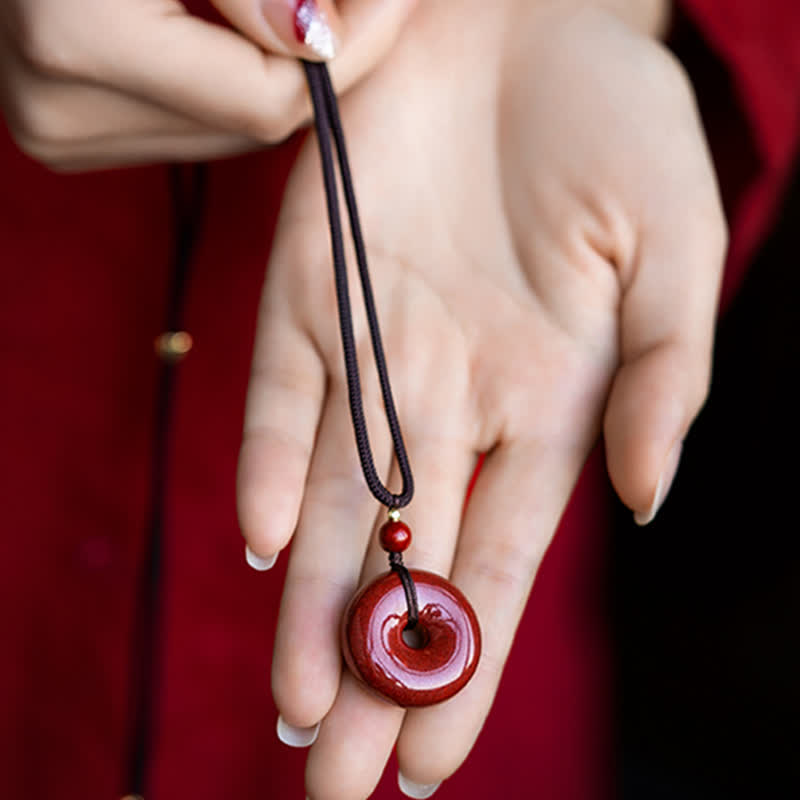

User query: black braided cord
[303,62,419,628]
[303,61,414,511]
[389,552,420,630]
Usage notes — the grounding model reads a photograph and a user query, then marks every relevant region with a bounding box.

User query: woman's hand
[0,0,415,170]
[239,1,726,796]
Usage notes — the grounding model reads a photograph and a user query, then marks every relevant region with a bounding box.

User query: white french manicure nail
[398,772,441,799]
[276,715,320,748]
[245,544,278,571]
[634,441,683,526]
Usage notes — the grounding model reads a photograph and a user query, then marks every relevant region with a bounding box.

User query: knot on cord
[389,551,419,630]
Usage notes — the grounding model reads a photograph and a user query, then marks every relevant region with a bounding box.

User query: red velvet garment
[1,3,799,798]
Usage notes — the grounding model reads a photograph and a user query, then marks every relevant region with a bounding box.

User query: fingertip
[604,344,696,515]
[398,772,442,799]
[276,714,321,747]
[237,482,295,557]
[245,544,280,571]
[272,630,343,730]
[213,0,343,61]
[291,0,342,60]
[272,688,336,735]
[632,439,682,525]
[237,433,307,554]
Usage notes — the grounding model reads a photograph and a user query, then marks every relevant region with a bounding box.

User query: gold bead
[155,331,193,363]
[388,509,401,522]
[121,795,144,800]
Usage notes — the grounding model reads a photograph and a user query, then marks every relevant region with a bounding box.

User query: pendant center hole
[402,625,429,650]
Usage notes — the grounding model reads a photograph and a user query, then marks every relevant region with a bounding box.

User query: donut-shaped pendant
[342,568,481,707]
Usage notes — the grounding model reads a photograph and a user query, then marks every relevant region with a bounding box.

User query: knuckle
[3,90,75,167]
[5,117,63,168]
[260,105,303,144]
[651,41,697,105]
[396,738,469,788]
[688,364,711,417]
[15,16,83,79]
[467,538,541,596]
[710,203,730,257]
[303,468,366,514]
[222,104,284,144]
[690,190,729,262]
[281,86,312,137]
[235,84,308,144]
[306,759,379,800]
[476,647,507,684]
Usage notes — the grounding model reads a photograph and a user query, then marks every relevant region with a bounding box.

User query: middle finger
[271,381,393,731]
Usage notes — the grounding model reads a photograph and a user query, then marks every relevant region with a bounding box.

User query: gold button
[155,331,193,363]
[121,795,144,800]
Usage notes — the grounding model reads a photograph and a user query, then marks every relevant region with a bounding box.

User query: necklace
[302,62,480,707]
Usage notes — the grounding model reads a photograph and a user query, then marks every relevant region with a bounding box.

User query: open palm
[239,3,726,798]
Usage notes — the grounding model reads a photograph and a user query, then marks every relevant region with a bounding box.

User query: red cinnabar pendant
[341,519,481,707]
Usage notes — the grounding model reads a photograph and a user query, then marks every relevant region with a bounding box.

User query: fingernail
[245,544,278,571]
[261,0,341,61]
[634,441,682,526]
[294,0,340,59]
[398,772,441,799]
[276,715,320,747]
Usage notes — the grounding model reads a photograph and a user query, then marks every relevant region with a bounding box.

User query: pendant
[302,62,481,708]
[341,515,481,707]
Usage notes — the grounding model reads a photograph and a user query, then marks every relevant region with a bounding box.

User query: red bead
[341,569,481,707]
[378,520,412,553]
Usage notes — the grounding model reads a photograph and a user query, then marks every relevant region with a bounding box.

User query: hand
[0,0,415,170]
[238,1,727,796]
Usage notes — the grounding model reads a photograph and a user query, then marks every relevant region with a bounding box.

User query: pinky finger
[604,178,727,524]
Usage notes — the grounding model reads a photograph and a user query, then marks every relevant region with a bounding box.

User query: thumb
[213,0,343,60]
[604,191,728,525]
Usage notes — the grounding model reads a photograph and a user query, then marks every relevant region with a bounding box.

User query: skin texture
[0,0,416,169]
[238,1,726,797]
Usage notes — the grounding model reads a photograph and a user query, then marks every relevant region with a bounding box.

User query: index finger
[25,0,417,144]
